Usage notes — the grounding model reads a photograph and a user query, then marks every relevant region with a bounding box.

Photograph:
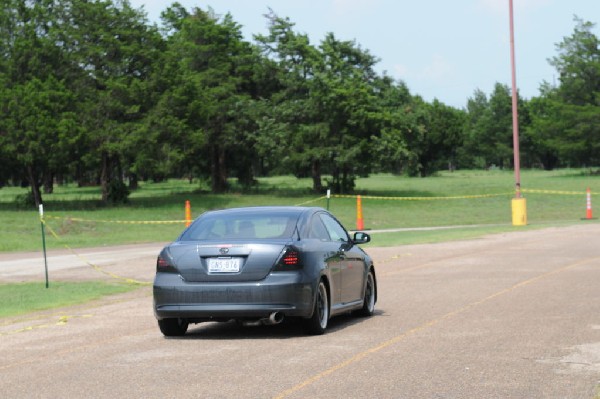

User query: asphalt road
[1,224,600,398]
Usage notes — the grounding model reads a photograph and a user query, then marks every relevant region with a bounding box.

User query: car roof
[202,206,325,216]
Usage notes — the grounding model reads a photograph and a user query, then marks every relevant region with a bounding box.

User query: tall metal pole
[509,0,521,198]
[508,0,527,226]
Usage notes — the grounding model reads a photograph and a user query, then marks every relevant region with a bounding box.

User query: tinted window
[319,213,349,242]
[180,212,300,240]
[308,215,330,240]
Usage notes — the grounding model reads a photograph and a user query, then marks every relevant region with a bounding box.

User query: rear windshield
[180,211,301,241]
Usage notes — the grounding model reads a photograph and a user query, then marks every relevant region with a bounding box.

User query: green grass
[1,169,599,252]
[1,169,598,318]
[0,282,139,318]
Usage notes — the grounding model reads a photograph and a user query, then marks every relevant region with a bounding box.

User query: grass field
[1,169,598,318]
[1,169,599,252]
[0,282,138,318]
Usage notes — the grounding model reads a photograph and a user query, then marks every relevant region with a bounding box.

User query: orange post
[586,188,593,220]
[356,195,364,230]
[185,200,192,227]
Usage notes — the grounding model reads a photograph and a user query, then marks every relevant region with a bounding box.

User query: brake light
[156,255,175,272]
[274,248,302,271]
[282,251,300,266]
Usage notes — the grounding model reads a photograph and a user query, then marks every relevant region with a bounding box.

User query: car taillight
[156,255,176,272]
[274,248,302,271]
[282,250,300,266]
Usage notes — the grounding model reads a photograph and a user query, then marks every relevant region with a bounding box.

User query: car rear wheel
[158,318,189,337]
[356,270,376,317]
[304,280,329,335]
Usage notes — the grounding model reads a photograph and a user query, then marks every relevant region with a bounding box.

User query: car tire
[356,270,376,317]
[304,280,329,335]
[158,318,189,337]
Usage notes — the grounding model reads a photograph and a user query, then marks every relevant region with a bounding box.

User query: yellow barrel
[511,198,527,226]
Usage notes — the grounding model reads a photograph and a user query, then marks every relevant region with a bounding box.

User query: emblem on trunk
[219,247,229,255]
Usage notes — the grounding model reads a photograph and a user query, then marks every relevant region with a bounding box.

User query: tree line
[1,1,598,207]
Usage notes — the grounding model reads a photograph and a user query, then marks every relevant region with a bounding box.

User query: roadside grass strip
[0,282,136,319]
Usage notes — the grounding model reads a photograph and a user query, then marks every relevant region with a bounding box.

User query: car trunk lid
[168,241,289,282]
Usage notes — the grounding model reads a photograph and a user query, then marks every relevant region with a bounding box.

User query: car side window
[308,215,330,240]
[319,213,349,243]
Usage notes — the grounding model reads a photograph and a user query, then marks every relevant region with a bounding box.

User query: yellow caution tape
[35,187,593,289]
[41,217,152,286]
[332,189,594,200]
[332,193,513,201]
[521,189,592,196]
[45,215,186,224]
[294,196,327,206]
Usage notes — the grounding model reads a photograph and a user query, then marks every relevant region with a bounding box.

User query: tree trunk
[115,157,123,184]
[311,160,322,192]
[43,171,54,194]
[76,163,85,187]
[128,173,139,190]
[210,144,228,193]
[26,164,43,208]
[331,164,340,194]
[100,151,110,203]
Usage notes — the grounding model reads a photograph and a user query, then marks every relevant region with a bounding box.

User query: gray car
[153,206,377,336]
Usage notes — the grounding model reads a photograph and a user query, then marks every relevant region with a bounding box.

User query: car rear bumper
[153,272,315,320]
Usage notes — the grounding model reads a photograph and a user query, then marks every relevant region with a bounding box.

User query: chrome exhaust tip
[267,312,284,325]
[242,312,284,327]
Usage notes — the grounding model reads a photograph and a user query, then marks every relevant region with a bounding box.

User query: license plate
[207,257,241,273]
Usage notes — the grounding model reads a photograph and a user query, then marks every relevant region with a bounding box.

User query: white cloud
[418,54,454,81]
[393,63,409,78]
[390,55,455,87]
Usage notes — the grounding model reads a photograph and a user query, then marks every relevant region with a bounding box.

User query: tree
[58,0,162,202]
[369,76,417,175]
[528,93,600,168]
[159,6,258,192]
[1,78,76,207]
[314,33,380,192]
[483,83,514,169]
[417,99,466,175]
[0,0,78,206]
[255,12,325,191]
[527,17,600,168]
[463,84,528,170]
[256,14,381,193]
[549,16,600,106]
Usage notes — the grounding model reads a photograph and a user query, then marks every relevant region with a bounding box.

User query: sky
[128,0,599,109]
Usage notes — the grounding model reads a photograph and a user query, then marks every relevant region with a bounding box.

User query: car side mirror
[353,232,371,244]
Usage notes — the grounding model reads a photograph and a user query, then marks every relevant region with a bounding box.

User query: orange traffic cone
[185,200,192,227]
[585,188,593,220]
[356,195,364,230]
